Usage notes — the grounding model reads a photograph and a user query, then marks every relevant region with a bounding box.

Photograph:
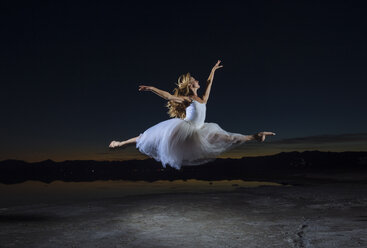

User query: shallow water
[0,179,283,208]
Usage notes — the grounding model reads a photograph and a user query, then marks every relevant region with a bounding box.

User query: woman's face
[190,77,200,89]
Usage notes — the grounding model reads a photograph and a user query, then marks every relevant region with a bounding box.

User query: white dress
[136,100,246,169]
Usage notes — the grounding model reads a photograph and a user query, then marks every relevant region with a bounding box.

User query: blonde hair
[166,72,193,119]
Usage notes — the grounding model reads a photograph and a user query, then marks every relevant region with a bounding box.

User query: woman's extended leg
[109,135,140,148]
[253,131,276,142]
[240,132,276,142]
[210,132,276,144]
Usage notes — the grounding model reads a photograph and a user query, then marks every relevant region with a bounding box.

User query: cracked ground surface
[0,182,366,248]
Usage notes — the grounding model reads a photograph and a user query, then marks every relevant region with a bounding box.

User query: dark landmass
[1,151,366,184]
[1,152,367,247]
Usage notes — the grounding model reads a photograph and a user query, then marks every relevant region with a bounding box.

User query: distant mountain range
[0,151,366,184]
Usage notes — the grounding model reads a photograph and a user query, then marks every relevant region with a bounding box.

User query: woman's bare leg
[248,132,276,142]
[211,132,276,144]
[109,135,140,148]
[215,132,276,144]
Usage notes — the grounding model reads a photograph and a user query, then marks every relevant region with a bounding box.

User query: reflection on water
[0,180,284,207]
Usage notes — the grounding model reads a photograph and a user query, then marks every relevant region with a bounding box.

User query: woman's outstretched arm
[139,85,188,103]
[202,60,223,103]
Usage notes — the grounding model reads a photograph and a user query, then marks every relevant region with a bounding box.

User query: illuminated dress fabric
[136,100,245,169]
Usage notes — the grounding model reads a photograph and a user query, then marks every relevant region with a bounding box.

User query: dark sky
[1,1,367,161]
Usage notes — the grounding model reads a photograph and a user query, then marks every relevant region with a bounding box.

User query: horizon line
[2,150,367,164]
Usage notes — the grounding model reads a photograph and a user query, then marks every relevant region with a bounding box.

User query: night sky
[1,1,367,162]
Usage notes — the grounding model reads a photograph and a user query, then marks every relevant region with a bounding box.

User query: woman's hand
[138,85,153,91]
[212,60,223,71]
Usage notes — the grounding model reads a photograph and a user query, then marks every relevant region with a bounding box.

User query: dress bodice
[184,100,206,128]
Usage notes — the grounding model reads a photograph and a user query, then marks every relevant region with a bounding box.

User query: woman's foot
[254,132,276,142]
[109,141,127,149]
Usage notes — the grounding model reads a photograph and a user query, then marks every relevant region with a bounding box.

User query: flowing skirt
[136,118,246,170]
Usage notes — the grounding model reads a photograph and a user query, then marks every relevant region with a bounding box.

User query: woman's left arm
[202,60,223,103]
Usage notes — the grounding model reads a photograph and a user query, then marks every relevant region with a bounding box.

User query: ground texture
[1,182,367,248]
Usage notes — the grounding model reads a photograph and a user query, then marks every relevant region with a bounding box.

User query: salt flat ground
[0,180,366,248]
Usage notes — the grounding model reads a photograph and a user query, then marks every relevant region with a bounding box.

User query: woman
[109,60,276,169]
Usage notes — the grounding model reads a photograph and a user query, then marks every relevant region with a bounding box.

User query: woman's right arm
[138,85,187,103]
